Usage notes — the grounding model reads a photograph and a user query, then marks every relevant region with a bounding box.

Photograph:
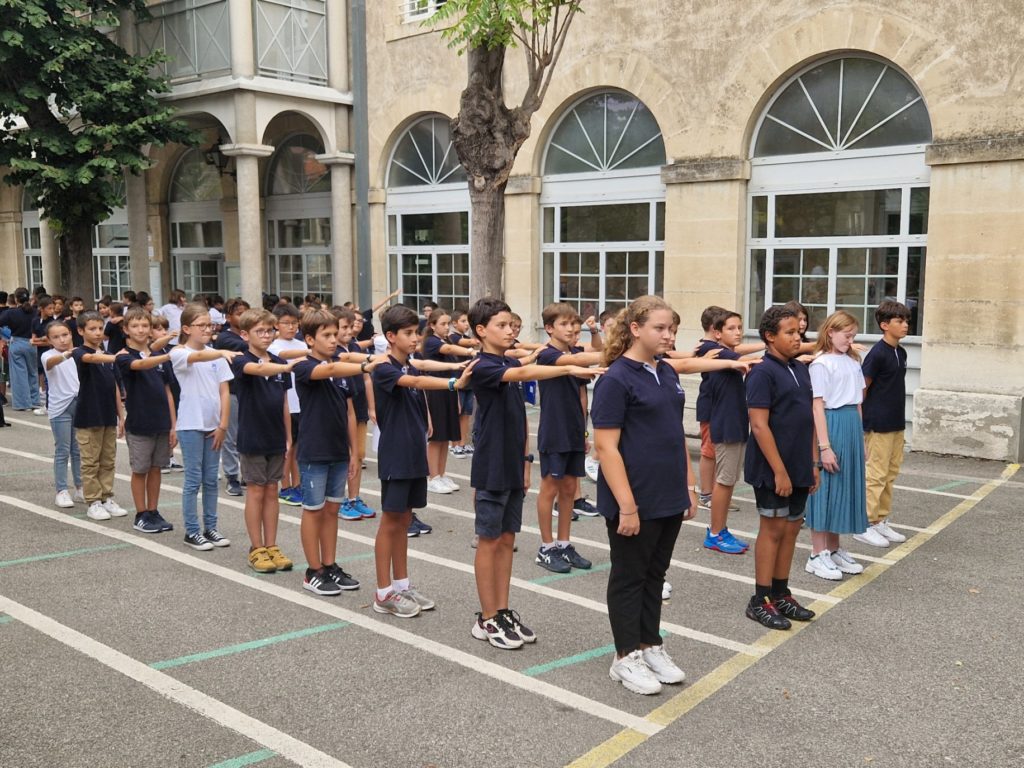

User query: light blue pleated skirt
[805,405,868,534]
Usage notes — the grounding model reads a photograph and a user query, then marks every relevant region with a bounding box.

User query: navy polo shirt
[469,352,526,491]
[293,356,351,464]
[448,331,467,347]
[536,344,585,454]
[345,340,369,418]
[694,339,722,423]
[744,353,814,488]
[591,356,690,521]
[32,315,52,362]
[707,347,748,443]
[104,320,126,354]
[214,329,248,395]
[231,351,291,455]
[421,334,451,378]
[372,357,429,480]
[115,348,172,435]
[862,340,908,433]
[71,347,118,428]
[0,306,34,338]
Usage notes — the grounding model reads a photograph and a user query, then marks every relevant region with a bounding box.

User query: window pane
[838,248,867,275]
[437,253,453,273]
[389,116,466,187]
[836,277,866,305]
[751,196,768,238]
[605,252,627,273]
[909,187,929,235]
[776,189,901,237]
[543,207,555,243]
[560,252,580,274]
[560,203,650,242]
[748,249,766,322]
[543,252,554,307]
[177,221,223,248]
[772,276,799,303]
[400,211,468,246]
[907,246,925,335]
[654,251,664,295]
[655,202,665,241]
[388,215,397,245]
[268,135,330,195]
[628,252,649,272]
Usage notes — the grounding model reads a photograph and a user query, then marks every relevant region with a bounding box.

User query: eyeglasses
[251,328,277,336]
[187,323,213,329]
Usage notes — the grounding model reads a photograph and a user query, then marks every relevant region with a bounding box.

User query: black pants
[605,513,683,655]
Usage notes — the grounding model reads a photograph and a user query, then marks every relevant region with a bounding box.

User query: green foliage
[0,0,197,232]
[430,0,582,53]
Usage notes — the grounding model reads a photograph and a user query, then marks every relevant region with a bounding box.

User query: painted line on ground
[0,592,352,768]
[521,630,669,678]
[929,479,969,492]
[0,494,662,737]
[0,614,14,625]
[208,750,277,768]
[530,561,612,585]
[150,622,349,670]
[0,543,132,568]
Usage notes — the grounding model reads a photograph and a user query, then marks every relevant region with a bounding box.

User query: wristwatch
[523,454,535,464]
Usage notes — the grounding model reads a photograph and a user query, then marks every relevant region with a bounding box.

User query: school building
[0,1,1022,462]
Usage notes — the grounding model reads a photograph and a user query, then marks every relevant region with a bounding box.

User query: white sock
[376,587,391,601]
[541,542,557,551]
[393,577,410,592]
[556,540,570,549]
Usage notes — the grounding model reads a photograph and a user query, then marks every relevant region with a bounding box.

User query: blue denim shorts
[299,461,348,511]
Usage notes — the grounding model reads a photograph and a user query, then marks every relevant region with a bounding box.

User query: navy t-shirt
[536,344,585,454]
[293,355,352,464]
[592,357,689,521]
[115,347,172,435]
[469,352,526,491]
[372,357,429,480]
[862,340,907,433]
[694,339,721,423]
[104,320,126,354]
[707,347,748,443]
[744,353,814,488]
[214,329,248,395]
[32,315,52,362]
[421,334,451,378]
[346,340,369,420]
[231,351,291,455]
[0,306,34,338]
[72,347,118,428]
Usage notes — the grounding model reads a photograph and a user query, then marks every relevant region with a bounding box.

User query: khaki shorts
[126,432,171,474]
[713,441,745,486]
[240,453,285,486]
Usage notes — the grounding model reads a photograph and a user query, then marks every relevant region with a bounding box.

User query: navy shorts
[290,412,300,443]
[299,460,347,511]
[380,477,427,513]
[753,485,809,521]
[474,488,525,539]
[540,450,585,479]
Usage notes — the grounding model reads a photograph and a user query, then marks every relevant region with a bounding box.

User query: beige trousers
[77,426,117,503]
[864,430,905,524]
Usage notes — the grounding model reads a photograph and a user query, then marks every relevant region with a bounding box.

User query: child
[269,303,306,506]
[855,301,912,548]
[744,305,818,629]
[534,303,603,574]
[115,307,177,534]
[72,311,128,521]
[336,307,377,522]
[232,308,297,573]
[41,321,84,508]
[371,305,476,616]
[695,306,729,507]
[170,302,239,550]
[292,308,372,596]
[804,310,868,580]
[447,310,478,458]
[584,310,619,483]
[468,297,600,650]
[30,294,56,413]
[104,302,127,354]
[569,315,601,517]
[215,298,251,497]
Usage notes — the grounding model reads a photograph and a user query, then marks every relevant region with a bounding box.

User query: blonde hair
[814,310,861,362]
[178,302,211,344]
[602,295,672,366]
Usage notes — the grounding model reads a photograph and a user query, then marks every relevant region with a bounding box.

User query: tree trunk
[59,221,97,301]
[469,184,507,300]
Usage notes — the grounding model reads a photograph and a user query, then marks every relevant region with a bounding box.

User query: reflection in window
[171,148,222,203]
[400,211,468,246]
[267,135,330,196]
[775,189,901,238]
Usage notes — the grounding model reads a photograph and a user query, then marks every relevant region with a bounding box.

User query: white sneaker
[875,520,907,543]
[642,645,686,684]
[853,525,891,548]
[585,456,599,482]
[32,407,47,416]
[101,498,128,517]
[55,490,74,508]
[71,488,85,504]
[441,475,460,492]
[609,650,662,695]
[662,581,673,601]
[805,550,843,580]
[87,501,111,521]
[830,548,864,574]
[427,476,453,494]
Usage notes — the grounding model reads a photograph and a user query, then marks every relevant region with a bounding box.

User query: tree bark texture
[59,221,97,301]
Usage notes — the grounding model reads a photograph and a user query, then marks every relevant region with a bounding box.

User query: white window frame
[265,192,334,304]
[400,0,446,23]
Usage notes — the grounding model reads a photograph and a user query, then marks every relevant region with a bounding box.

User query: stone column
[504,175,542,335]
[39,216,61,294]
[368,187,387,302]
[125,170,150,295]
[0,211,20,288]
[228,0,255,78]
[318,153,356,303]
[220,143,273,304]
[326,0,350,91]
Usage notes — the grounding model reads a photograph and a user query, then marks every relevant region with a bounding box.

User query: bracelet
[360,362,368,373]
[365,354,372,363]
[619,510,637,516]
[448,377,456,391]
[584,430,590,438]
[819,444,832,451]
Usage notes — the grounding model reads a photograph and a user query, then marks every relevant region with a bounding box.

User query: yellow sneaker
[248,547,277,573]
[265,545,293,571]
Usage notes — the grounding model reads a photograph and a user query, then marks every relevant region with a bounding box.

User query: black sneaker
[410,513,432,535]
[184,532,214,551]
[226,475,243,496]
[406,520,420,538]
[559,544,592,570]
[203,529,231,547]
[498,608,536,643]
[133,511,162,534]
[324,563,360,590]
[746,596,792,630]
[303,567,342,596]
[573,497,599,517]
[535,546,571,574]
[773,593,815,622]
[150,509,174,532]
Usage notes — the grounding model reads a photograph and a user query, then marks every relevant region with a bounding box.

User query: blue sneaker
[279,487,302,507]
[410,513,432,534]
[703,527,746,555]
[351,497,376,519]
[338,500,362,521]
[722,527,749,551]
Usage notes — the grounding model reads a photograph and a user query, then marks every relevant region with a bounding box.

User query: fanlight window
[388,117,466,187]
[170,148,222,203]
[267,134,330,195]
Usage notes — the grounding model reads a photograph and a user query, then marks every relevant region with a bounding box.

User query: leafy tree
[431,0,581,301]
[0,0,196,299]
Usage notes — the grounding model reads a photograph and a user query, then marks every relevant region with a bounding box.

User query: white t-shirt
[269,337,308,413]
[170,346,234,431]
[209,307,226,329]
[156,303,184,334]
[809,353,865,408]
[41,349,80,418]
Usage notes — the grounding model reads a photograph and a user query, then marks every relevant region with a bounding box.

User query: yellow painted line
[565,463,1019,768]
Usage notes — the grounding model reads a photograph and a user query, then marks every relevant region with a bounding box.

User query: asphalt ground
[0,408,1020,768]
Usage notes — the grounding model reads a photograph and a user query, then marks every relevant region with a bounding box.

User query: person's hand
[368,410,377,424]
[729,360,751,374]
[617,504,641,536]
[168,432,177,451]
[523,461,532,491]
[704,347,722,359]
[774,470,793,497]
[211,425,226,451]
[810,466,821,494]
[684,487,698,519]
[584,315,598,332]
[455,359,477,389]
[115,348,129,356]
[220,350,243,361]
[116,415,125,439]
[347,460,357,481]
[583,438,592,454]
[566,365,605,378]
[821,446,839,473]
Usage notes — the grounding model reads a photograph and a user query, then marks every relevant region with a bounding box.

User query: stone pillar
[220,143,273,304]
[318,153,356,303]
[368,187,387,303]
[0,210,23,288]
[125,170,150,295]
[504,175,542,336]
[326,0,350,91]
[228,0,255,78]
[38,216,61,294]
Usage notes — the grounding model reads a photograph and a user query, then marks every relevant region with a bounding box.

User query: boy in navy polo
[468,297,601,650]
[744,306,819,630]
[215,298,250,496]
[855,300,911,549]
[232,308,298,575]
[293,308,374,597]
[534,303,602,574]
[115,308,176,534]
[73,311,129,521]
[336,306,376,522]
[370,305,475,618]
[695,305,728,505]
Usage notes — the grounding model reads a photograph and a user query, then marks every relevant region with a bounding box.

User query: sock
[541,542,557,551]
[556,540,570,549]
[393,577,410,592]
[376,586,391,601]
[753,583,771,603]
[771,578,789,598]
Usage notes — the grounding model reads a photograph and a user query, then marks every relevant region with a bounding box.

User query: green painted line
[521,630,669,677]
[530,560,611,585]
[150,621,349,670]
[931,479,969,492]
[0,543,132,568]
[207,750,276,768]
[0,615,14,625]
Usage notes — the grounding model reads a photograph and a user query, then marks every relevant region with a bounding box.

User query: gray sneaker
[373,590,420,618]
[401,586,436,611]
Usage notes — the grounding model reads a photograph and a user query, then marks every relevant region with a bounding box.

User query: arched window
[169,148,225,297]
[541,91,666,318]
[386,116,470,312]
[267,134,330,195]
[21,189,43,290]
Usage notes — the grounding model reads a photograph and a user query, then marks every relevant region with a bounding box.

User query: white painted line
[0,494,662,737]
[890,522,928,533]
[0,592,351,768]
[892,484,971,500]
